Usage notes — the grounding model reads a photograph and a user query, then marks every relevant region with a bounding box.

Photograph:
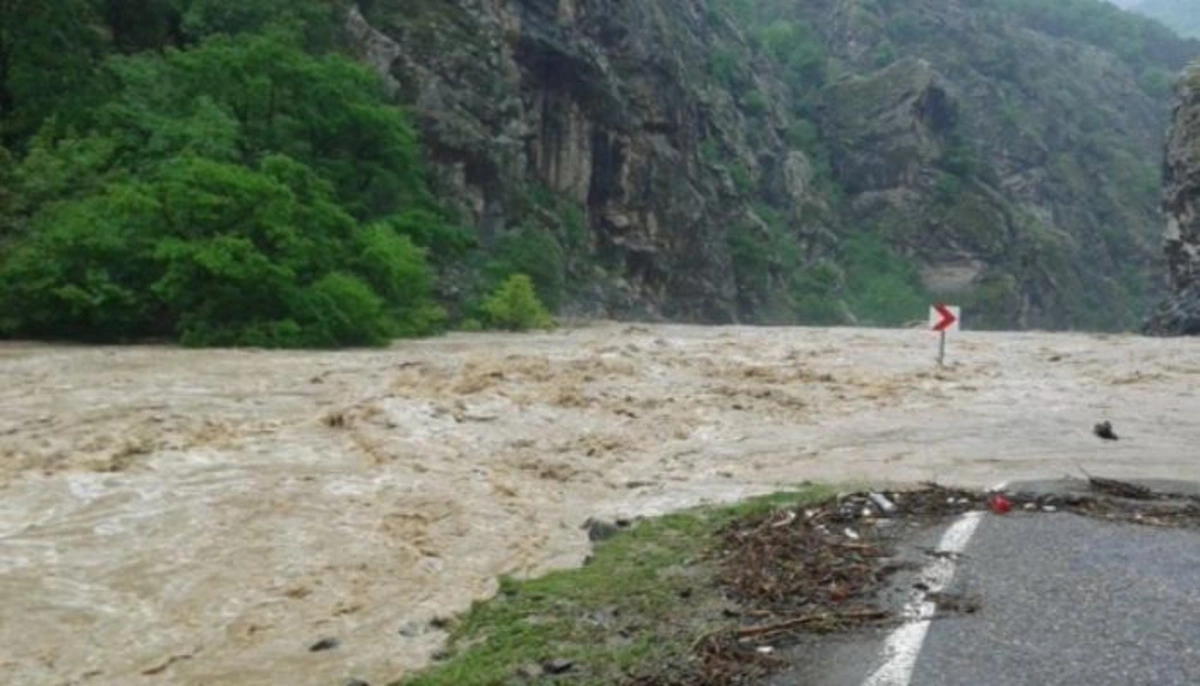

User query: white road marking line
[862,511,985,686]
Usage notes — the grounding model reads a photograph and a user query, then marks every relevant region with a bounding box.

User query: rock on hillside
[347,0,833,322]
[1147,65,1200,335]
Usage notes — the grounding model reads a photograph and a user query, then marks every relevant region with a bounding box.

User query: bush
[728,220,773,308]
[873,43,897,68]
[0,198,155,342]
[788,119,819,150]
[482,274,554,331]
[352,223,446,336]
[489,226,567,310]
[709,50,739,88]
[292,273,393,347]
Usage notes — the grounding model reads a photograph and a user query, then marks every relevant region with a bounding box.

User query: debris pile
[626,477,1200,685]
[716,504,895,616]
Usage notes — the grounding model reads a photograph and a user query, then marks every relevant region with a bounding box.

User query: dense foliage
[481,274,555,331]
[0,0,545,346]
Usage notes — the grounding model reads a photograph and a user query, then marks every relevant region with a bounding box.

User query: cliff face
[347,0,1198,330]
[348,0,832,322]
[1147,65,1200,335]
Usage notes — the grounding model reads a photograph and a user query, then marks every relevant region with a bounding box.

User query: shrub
[292,272,394,347]
[489,226,566,310]
[482,274,554,331]
[791,262,845,325]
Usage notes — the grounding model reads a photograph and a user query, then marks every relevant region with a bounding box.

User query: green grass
[395,484,833,686]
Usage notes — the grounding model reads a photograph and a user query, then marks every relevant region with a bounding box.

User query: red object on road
[988,494,1011,515]
[932,303,958,332]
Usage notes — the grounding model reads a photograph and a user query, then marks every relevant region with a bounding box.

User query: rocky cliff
[1147,65,1200,334]
[348,0,832,322]
[346,0,1199,330]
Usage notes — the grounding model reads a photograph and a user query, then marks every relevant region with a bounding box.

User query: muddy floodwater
[1,323,1197,685]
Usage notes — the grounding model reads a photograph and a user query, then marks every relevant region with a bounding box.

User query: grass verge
[394,485,834,686]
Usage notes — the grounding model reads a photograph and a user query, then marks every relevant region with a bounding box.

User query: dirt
[1,323,1198,686]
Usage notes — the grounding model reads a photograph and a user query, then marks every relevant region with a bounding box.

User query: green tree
[481,274,554,331]
[181,0,341,48]
[90,31,431,221]
[0,29,450,347]
[0,0,103,144]
[488,225,567,310]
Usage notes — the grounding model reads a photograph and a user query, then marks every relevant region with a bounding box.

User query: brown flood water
[1,323,1197,685]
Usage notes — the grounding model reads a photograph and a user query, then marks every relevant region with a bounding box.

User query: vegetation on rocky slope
[709,0,1197,330]
[354,0,1197,332]
[1,0,1197,345]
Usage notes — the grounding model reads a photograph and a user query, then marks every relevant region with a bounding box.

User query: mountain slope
[753,0,1198,329]
[351,0,1198,330]
[1132,0,1200,39]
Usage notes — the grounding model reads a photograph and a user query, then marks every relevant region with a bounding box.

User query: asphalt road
[913,512,1200,686]
[774,482,1200,686]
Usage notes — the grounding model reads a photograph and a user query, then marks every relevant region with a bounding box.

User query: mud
[1,323,1198,685]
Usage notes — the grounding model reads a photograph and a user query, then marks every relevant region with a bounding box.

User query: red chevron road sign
[931,303,960,332]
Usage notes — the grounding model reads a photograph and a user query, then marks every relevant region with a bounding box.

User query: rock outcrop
[1147,65,1200,335]
[347,0,833,322]
[345,0,1198,330]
